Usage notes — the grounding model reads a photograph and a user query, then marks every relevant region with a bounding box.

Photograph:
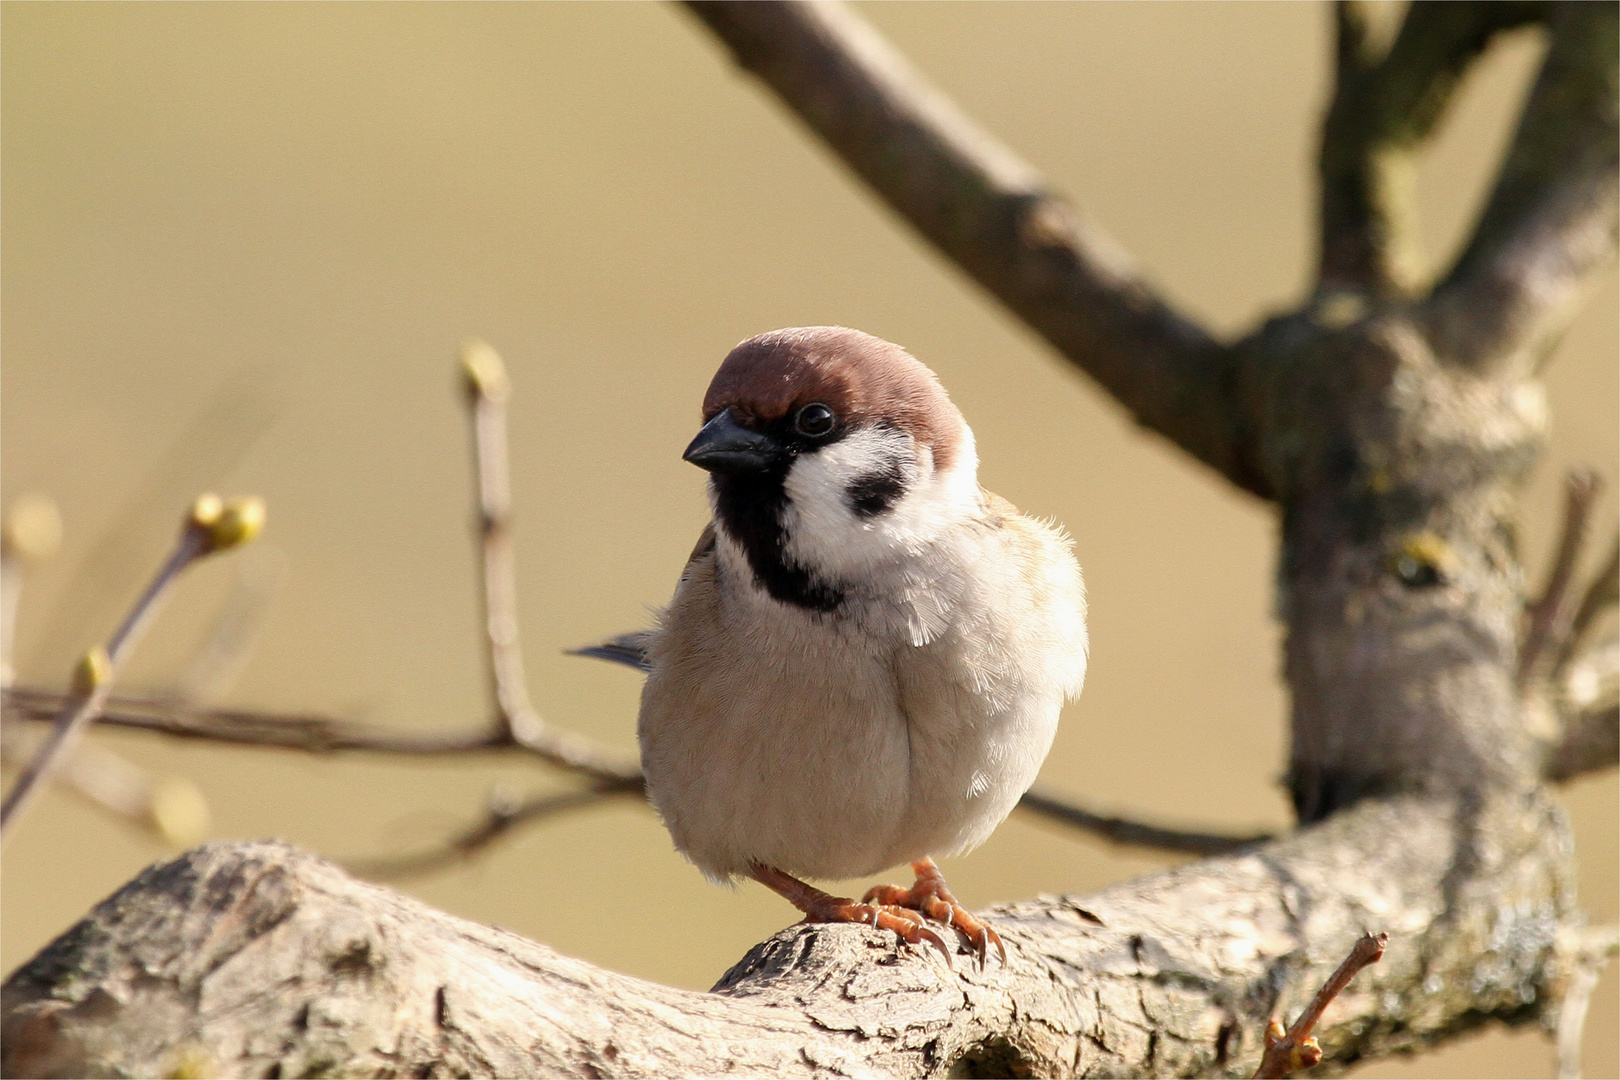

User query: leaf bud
[205,497,266,552]
[459,338,511,403]
[72,645,111,696]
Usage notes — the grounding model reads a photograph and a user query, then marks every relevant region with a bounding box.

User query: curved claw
[869,905,953,966]
[977,922,1007,968]
[861,860,1006,968]
[749,863,954,967]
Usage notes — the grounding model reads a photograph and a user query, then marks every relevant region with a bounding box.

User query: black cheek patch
[846,459,910,519]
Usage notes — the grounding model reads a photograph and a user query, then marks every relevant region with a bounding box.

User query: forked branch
[1319,1,1543,293]
[1424,1,1620,372]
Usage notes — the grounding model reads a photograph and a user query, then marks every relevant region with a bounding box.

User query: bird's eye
[794,403,836,437]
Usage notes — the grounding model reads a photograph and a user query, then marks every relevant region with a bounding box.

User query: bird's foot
[862,857,1005,967]
[748,863,952,965]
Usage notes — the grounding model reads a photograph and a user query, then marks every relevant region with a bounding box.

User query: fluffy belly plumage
[639,607,1060,883]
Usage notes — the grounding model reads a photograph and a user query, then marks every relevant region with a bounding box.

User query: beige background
[2,4,1613,1076]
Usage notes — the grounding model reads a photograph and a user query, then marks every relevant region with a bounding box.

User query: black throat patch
[712,465,846,613]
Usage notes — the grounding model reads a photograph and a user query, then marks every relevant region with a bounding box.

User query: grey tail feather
[568,630,653,673]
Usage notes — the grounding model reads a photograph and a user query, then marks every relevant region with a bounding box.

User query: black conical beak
[683,409,783,474]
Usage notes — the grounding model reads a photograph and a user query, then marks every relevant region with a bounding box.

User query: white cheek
[780,425,981,582]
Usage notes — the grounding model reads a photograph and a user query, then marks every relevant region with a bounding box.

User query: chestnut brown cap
[702,327,965,469]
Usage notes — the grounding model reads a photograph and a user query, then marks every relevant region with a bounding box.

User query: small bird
[608,327,1086,963]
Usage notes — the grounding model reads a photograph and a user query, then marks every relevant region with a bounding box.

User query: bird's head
[686,327,981,607]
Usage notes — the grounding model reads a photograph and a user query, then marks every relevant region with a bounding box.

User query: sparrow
[592,327,1087,964]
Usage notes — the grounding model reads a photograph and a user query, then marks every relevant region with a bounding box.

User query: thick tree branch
[1423,1,1619,373]
[1,793,1574,1079]
[683,0,1266,497]
[1318,1,1544,293]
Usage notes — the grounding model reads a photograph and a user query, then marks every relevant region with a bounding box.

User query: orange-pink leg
[862,857,1006,967]
[748,863,951,964]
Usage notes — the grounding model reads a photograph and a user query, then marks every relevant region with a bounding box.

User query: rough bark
[0,791,1583,1079]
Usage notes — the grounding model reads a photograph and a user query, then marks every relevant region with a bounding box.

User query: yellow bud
[72,646,111,696]
[149,775,211,848]
[189,493,224,530]
[1290,1036,1323,1070]
[459,338,510,403]
[2,494,62,562]
[204,497,266,552]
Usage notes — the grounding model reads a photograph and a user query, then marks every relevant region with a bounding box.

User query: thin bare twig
[0,530,200,834]
[357,779,1266,880]
[0,495,263,836]
[0,722,209,846]
[1,686,551,756]
[1017,787,1273,856]
[460,340,544,747]
[456,341,642,783]
[1521,469,1603,687]
[1253,931,1388,1079]
[1561,539,1619,671]
[1555,924,1619,1080]
[682,0,1266,497]
[350,779,644,878]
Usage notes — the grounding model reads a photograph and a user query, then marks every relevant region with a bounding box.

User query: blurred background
[1,4,1613,1076]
